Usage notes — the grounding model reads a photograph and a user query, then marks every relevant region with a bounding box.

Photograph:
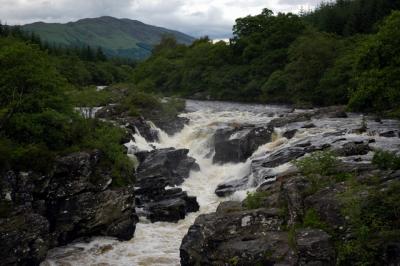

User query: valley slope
[23,16,194,59]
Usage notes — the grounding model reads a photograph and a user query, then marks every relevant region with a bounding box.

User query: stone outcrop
[135,148,200,222]
[213,125,274,164]
[0,150,138,265]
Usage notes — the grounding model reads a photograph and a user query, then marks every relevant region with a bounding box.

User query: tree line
[133,0,400,117]
[0,22,136,86]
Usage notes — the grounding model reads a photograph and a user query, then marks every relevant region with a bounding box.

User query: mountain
[22,16,195,60]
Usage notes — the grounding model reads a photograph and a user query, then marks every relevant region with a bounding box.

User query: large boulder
[0,150,138,265]
[296,229,336,266]
[180,205,291,266]
[213,125,274,164]
[135,148,200,222]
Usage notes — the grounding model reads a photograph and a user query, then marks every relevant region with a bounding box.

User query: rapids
[42,100,400,266]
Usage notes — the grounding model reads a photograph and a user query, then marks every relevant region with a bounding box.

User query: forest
[133,0,400,117]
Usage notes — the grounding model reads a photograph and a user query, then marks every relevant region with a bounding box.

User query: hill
[22,16,195,59]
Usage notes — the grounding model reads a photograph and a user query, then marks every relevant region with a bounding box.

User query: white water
[42,100,400,266]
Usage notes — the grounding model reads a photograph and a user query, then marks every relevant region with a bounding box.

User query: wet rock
[215,176,249,197]
[151,115,189,136]
[180,206,292,266]
[148,195,199,223]
[269,113,312,128]
[296,229,335,266]
[261,147,309,168]
[135,148,200,222]
[136,148,199,186]
[283,129,298,139]
[47,187,137,244]
[213,125,274,164]
[125,116,159,142]
[380,130,396,138]
[302,123,316,129]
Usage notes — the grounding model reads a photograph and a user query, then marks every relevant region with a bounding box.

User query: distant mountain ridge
[22,16,195,60]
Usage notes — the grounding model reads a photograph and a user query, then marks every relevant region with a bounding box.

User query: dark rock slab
[180,206,290,266]
[296,229,336,266]
[135,148,200,222]
[213,125,274,164]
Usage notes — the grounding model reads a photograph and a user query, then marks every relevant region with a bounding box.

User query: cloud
[0,0,323,38]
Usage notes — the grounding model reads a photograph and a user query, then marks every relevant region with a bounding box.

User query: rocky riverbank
[180,105,400,266]
[0,150,138,265]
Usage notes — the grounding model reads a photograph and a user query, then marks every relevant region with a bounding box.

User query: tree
[348,11,400,116]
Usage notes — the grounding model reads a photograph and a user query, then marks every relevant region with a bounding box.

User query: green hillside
[22,16,194,59]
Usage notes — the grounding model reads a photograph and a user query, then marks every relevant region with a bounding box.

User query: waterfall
[41,101,302,266]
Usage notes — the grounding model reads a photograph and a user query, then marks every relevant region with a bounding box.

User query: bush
[243,191,269,209]
[295,150,339,177]
[82,121,134,186]
[338,180,400,265]
[372,150,400,170]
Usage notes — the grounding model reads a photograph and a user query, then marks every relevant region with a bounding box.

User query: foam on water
[42,100,290,266]
[42,100,400,266]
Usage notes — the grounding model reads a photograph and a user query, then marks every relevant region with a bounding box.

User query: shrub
[337,180,400,265]
[243,191,269,209]
[295,150,339,176]
[372,150,400,170]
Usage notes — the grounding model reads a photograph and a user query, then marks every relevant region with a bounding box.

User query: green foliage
[243,191,269,209]
[295,151,343,195]
[295,151,339,177]
[338,180,400,265]
[303,0,400,36]
[372,150,400,170]
[0,37,133,185]
[348,11,400,115]
[82,121,134,186]
[303,209,331,233]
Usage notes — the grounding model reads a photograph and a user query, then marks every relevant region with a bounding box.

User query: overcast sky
[0,0,324,38]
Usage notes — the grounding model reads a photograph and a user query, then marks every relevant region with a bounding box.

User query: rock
[180,206,292,266]
[0,150,139,265]
[136,148,199,187]
[304,184,346,230]
[296,229,335,266]
[135,148,200,222]
[283,129,298,139]
[269,113,312,128]
[380,131,396,138]
[213,125,274,164]
[281,177,309,227]
[215,176,249,197]
[47,187,137,245]
[335,142,371,157]
[148,195,199,222]
[151,115,189,136]
[0,209,50,266]
[302,123,316,129]
[261,147,309,168]
[125,116,159,142]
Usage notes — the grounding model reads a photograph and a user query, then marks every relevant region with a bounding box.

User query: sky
[0,0,324,38]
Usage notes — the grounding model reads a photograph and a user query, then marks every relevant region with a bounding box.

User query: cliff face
[0,150,138,265]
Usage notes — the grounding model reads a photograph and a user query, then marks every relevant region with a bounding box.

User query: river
[43,100,400,265]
